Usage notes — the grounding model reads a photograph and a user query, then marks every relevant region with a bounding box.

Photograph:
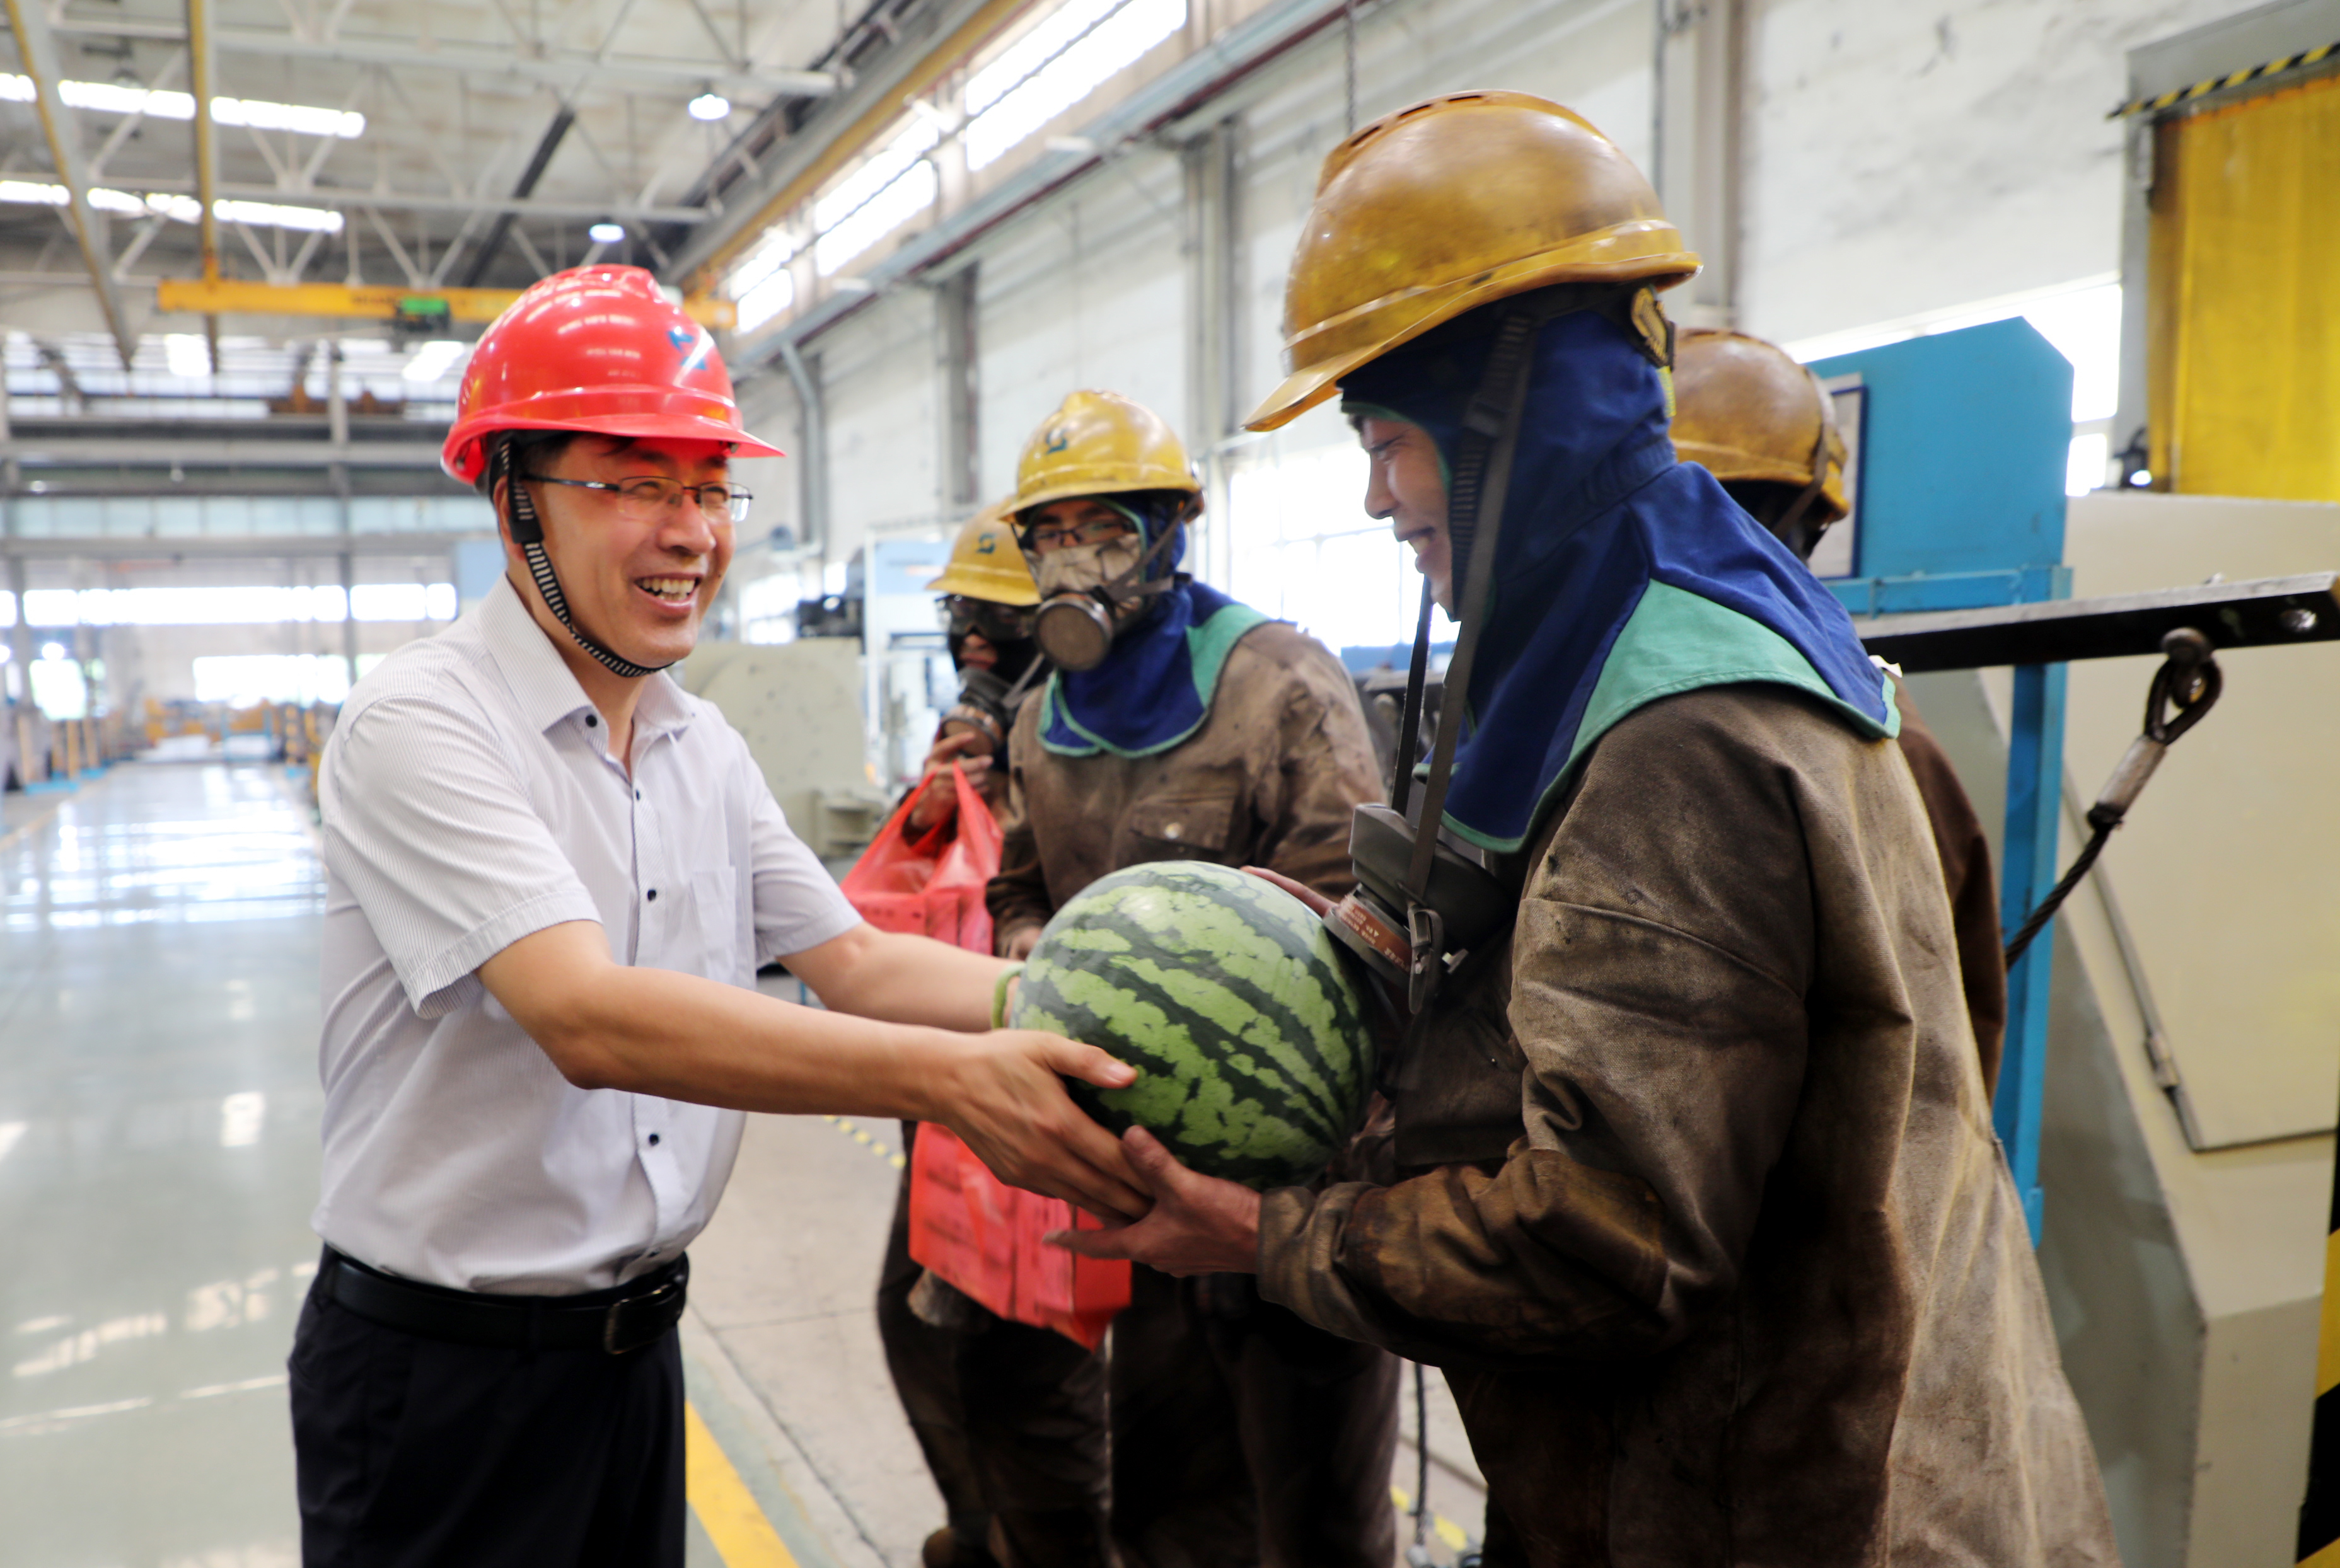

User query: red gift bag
[906,1122,1131,1350]
[843,761,1131,1345]
[839,762,1000,955]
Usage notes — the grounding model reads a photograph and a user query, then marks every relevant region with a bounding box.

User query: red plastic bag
[906,1122,1131,1350]
[839,762,1000,955]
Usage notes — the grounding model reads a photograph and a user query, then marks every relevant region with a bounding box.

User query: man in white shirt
[292,267,1144,1568]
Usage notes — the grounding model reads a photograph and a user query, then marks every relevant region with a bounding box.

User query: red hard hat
[441,265,782,485]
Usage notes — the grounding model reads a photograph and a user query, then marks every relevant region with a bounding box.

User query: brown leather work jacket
[1260,684,2114,1567]
[985,621,1381,947]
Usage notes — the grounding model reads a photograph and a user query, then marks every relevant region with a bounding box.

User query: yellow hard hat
[1671,328,1850,526]
[1245,91,1701,432]
[926,500,1041,605]
[1012,390,1202,517]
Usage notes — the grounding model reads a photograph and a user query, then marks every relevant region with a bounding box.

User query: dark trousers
[288,1276,685,1567]
[877,1131,1115,1567]
[1110,1265,1401,1568]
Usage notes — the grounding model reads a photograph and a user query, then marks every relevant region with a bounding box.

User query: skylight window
[963,0,1185,171]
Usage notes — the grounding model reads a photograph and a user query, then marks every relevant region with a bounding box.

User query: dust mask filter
[1030,534,1144,672]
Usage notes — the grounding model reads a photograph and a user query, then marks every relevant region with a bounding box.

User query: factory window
[29,653,87,720]
[2146,69,2340,500]
[1,584,456,627]
[814,120,942,277]
[729,233,800,335]
[963,0,1186,171]
[1224,443,1437,660]
[191,655,377,706]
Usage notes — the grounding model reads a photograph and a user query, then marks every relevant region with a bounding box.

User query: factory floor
[1,762,1486,1567]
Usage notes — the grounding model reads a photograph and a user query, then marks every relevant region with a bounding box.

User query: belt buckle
[602,1275,682,1355]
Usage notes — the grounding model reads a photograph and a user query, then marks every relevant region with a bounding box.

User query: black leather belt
[317,1247,688,1356]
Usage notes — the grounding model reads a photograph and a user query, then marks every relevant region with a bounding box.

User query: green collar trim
[1434,580,1900,853]
[1038,602,1271,758]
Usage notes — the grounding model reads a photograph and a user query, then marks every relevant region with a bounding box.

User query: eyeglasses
[523,473,753,524]
[1021,516,1133,552]
[938,595,1034,642]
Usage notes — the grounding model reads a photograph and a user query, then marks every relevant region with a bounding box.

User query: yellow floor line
[1389,1483,1474,1552]
[686,1398,800,1568]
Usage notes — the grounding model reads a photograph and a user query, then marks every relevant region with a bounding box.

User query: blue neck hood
[1037,500,1267,758]
[1341,303,1896,852]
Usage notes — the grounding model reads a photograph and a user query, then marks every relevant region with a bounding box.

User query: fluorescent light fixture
[688,91,732,122]
[964,0,1183,171]
[588,221,626,244]
[40,642,66,660]
[0,74,364,137]
[402,340,467,384]
[164,334,211,378]
[214,198,342,233]
[0,182,334,233]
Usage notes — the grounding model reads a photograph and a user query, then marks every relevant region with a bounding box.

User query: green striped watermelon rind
[1009,860,1374,1190]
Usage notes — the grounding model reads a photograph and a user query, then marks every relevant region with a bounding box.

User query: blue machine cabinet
[1810,318,2075,1239]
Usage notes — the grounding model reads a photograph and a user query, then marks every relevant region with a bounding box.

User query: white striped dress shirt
[313,577,859,1294]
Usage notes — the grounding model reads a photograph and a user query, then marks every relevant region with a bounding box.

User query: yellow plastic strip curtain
[2147,69,2340,500]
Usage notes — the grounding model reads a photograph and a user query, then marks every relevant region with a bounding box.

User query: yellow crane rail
[154,279,736,330]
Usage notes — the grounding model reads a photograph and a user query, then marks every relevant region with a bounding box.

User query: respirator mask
[934,596,1044,759]
[1323,283,1674,1013]
[1023,512,1185,672]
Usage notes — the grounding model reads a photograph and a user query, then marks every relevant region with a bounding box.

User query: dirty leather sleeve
[1891,691,2005,1099]
[987,739,1049,956]
[1259,692,1821,1369]
[1253,638,1383,900]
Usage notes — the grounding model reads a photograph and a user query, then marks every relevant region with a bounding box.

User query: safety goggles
[938,595,1035,643]
[523,473,753,525]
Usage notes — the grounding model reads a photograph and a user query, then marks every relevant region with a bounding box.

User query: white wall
[1737,0,2268,343]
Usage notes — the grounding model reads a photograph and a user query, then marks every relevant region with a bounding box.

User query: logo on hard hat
[1044,427,1070,454]
[976,534,997,553]
[667,326,695,350]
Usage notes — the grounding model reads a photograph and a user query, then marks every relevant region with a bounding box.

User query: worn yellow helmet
[1012,389,1202,517]
[926,500,1040,606]
[1671,328,1849,526]
[1245,91,1700,432]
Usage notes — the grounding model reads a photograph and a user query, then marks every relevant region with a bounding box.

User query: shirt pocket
[687,864,746,984]
[1117,791,1243,866]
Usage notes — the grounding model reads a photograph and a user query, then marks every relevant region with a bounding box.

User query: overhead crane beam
[3,0,138,369]
[30,14,837,97]
[153,278,736,329]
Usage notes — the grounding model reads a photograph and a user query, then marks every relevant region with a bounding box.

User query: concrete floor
[1,761,1486,1567]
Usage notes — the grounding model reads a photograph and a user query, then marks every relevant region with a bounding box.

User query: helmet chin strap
[499,443,673,681]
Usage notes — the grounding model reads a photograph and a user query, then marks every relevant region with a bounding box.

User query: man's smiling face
[502,434,736,672]
[1358,415,1453,612]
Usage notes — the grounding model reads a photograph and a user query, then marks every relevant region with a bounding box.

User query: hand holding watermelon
[927,1027,1154,1223]
[1050,1125,1263,1277]
[1007,861,1377,1191]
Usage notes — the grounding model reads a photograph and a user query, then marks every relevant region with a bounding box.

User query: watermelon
[1009,860,1375,1189]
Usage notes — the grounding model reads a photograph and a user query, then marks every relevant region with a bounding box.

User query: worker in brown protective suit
[985,389,1399,1567]
[1671,326,2007,1095]
[1060,92,2117,1566]
[874,506,1094,1568]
